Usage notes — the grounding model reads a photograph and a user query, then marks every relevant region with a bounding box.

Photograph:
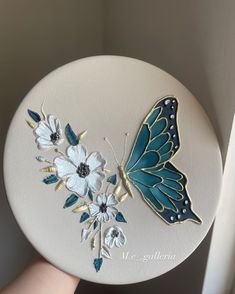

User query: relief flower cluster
[26,106,127,272]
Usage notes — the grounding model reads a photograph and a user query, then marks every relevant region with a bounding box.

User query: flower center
[111,230,119,238]
[76,162,90,178]
[99,203,107,213]
[50,132,60,143]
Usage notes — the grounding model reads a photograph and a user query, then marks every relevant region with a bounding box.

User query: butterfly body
[119,96,202,225]
[118,165,134,198]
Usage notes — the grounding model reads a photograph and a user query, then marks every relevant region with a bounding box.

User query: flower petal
[88,203,100,216]
[36,137,54,150]
[103,212,110,222]
[34,121,52,139]
[97,212,109,223]
[48,115,57,133]
[104,227,116,248]
[97,193,107,206]
[67,145,87,167]
[54,157,77,178]
[106,194,118,206]
[66,174,88,196]
[86,171,104,192]
[86,152,106,171]
[104,226,114,237]
[105,235,115,248]
[115,231,126,248]
[55,137,64,146]
[107,206,118,218]
[55,117,62,133]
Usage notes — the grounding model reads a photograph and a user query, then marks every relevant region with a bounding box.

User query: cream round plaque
[4,56,222,284]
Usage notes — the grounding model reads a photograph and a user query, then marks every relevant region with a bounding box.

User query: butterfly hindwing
[124,96,201,224]
[145,162,201,224]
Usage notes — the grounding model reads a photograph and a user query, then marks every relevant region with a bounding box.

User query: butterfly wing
[124,96,201,224]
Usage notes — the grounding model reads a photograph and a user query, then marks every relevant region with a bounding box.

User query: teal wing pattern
[124,97,201,224]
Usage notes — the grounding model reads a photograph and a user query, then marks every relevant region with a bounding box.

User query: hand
[0,256,80,294]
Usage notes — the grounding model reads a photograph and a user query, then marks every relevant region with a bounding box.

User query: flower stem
[87,217,96,229]
[105,182,111,194]
[99,222,102,258]
[54,148,65,156]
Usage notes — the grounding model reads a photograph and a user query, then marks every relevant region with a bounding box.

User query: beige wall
[104,0,235,161]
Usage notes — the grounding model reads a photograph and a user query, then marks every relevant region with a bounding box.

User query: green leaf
[65,124,79,146]
[80,212,90,223]
[93,220,98,230]
[107,174,117,185]
[88,189,93,201]
[63,194,78,208]
[42,175,58,184]
[94,258,103,272]
[115,212,127,223]
[27,109,41,122]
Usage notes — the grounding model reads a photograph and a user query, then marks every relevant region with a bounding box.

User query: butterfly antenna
[121,133,129,165]
[104,137,120,165]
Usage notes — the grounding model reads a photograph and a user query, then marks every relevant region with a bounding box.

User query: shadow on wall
[0,0,103,287]
[104,0,235,162]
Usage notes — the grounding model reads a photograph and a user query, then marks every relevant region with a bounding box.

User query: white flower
[33,115,64,150]
[104,226,126,249]
[54,145,106,196]
[88,194,118,223]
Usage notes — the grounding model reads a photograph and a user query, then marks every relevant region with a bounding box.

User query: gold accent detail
[118,193,128,202]
[104,169,111,173]
[40,166,56,173]
[78,130,87,140]
[41,102,47,121]
[91,237,96,250]
[72,204,88,213]
[118,166,134,197]
[86,219,94,225]
[55,180,64,191]
[26,120,36,129]
[113,182,121,196]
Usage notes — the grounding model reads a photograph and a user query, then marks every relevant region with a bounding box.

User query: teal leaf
[63,194,78,208]
[65,124,79,146]
[115,212,127,223]
[93,220,98,230]
[94,258,103,272]
[88,189,93,201]
[27,109,41,122]
[42,174,58,184]
[80,212,90,223]
[107,174,117,185]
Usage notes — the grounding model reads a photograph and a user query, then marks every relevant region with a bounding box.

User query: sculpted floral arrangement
[26,105,127,272]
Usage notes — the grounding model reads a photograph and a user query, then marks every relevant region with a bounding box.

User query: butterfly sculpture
[117,96,201,225]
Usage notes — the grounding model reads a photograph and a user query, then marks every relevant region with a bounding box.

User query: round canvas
[3,56,222,284]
